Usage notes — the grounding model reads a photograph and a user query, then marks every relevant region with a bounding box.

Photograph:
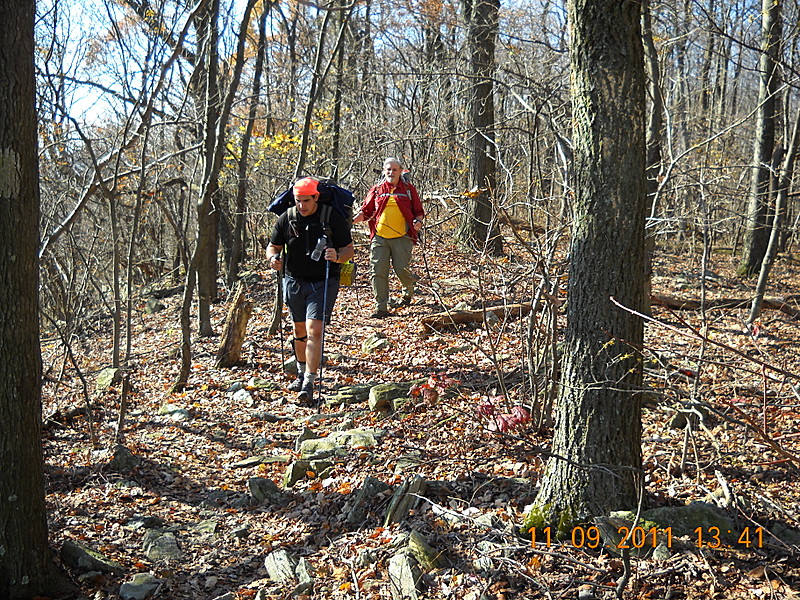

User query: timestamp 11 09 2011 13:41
[529,525,764,550]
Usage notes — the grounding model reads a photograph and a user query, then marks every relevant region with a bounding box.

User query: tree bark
[642,0,663,316]
[524,0,647,530]
[458,0,503,255]
[739,0,782,277]
[0,1,73,596]
[215,284,253,367]
[227,3,270,288]
[193,0,222,337]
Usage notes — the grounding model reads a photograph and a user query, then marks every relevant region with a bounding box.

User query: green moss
[520,503,550,534]
[520,503,579,540]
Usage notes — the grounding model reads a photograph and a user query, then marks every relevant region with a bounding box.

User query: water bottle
[310,236,326,261]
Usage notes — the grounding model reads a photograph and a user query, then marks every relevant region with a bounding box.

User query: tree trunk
[524,0,647,531]
[227,5,270,288]
[215,284,253,367]
[748,106,800,323]
[0,1,73,595]
[193,0,222,337]
[739,0,782,277]
[642,0,663,316]
[458,0,502,255]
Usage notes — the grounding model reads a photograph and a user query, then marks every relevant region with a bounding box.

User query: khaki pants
[370,235,416,311]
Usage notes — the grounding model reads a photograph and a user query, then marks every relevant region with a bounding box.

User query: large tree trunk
[524,0,647,530]
[458,0,503,255]
[0,1,73,596]
[739,0,782,277]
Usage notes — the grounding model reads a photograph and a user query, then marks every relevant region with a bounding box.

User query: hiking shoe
[297,379,315,400]
[288,377,303,392]
[370,309,391,318]
[401,292,414,306]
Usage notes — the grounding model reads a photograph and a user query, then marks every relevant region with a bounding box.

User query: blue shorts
[284,275,339,323]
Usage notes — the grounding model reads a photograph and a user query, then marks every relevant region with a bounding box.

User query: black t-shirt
[269,206,352,281]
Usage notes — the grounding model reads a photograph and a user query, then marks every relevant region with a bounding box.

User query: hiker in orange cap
[266,177,354,402]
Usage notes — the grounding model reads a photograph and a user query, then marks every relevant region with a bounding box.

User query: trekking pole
[276,254,285,372]
[318,255,330,405]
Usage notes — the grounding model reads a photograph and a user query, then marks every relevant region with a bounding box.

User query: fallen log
[422,294,800,332]
[651,294,800,319]
[421,302,534,331]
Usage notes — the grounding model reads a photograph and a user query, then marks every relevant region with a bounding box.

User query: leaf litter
[42,235,800,599]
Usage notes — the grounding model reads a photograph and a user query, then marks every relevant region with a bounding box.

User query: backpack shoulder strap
[319,203,333,239]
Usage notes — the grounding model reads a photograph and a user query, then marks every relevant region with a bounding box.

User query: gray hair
[383,157,402,168]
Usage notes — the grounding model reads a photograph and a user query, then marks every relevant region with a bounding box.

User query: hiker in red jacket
[354,157,424,318]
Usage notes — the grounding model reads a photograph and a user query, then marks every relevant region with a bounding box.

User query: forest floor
[42,225,800,600]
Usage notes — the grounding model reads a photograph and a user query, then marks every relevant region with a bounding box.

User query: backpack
[268,180,355,226]
[268,180,357,285]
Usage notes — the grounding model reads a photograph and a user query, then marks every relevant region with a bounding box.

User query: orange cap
[293,177,319,196]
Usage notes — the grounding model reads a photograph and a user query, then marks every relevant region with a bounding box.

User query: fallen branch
[421,302,534,331]
[652,294,800,319]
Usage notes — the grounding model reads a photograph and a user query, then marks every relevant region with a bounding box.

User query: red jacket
[360,180,424,243]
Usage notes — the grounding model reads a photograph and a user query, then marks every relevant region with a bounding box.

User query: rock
[106,445,141,473]
[283,356,299,375]
[195,520,218,535]
[773,523,800,546]
[232,524,250,539]
[283,460,333,488]
[369,382,413,412]
[388,553,423,600]
[158,403,192,421]
[327,383,374,406]
[212,594,236,600]
[346,476,392,525]
[362,332,390,353]
[263,548,299,584]
[249,477,290,505]
[202,488,237,508]
[119,573,161,600]
[248,376,278,390]
[407,530,449,571]
[298,428,383,459]
[669,402,710,429]
[356,548,379,567]
[473,540,498,571]
[384,475,427,526]
[144,297,165,314]
[228,381,246,393]
[642,502,736,539]
[294,427,320,452]
[251,411,283,423]
[293,557,315,595]
[232,388,255,407]
[60,539,124,575]
[142,530,182,561]
[474,513,501,530]
[96,367,121,390]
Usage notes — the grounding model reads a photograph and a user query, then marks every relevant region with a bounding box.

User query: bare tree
[739,0,782,277]
[458,0,503,255]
